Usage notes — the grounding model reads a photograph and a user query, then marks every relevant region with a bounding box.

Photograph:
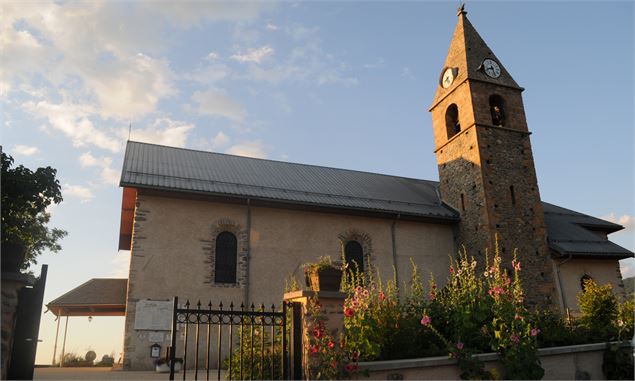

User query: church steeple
[432,7,521,107]
[428,7,556,308]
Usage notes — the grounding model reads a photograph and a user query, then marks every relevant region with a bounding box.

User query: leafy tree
[1,152,67,269]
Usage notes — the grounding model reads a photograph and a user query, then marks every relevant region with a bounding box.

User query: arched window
[580,274,593,291]
[445,104,460,139]
[215,232,237,284]
[344,241,364,274]
[489,95,506,126]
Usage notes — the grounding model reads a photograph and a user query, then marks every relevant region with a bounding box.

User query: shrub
[224,325,284,380]
[577,279,618,340]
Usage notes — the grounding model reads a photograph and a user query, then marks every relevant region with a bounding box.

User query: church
[104,9,631,370]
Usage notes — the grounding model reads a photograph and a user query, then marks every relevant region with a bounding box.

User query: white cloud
[226,140,267,159]
[129,118,194,148]
[78,152,120,185]
[402,67,415,80]
[266,22,279,31]
[11,145,39,156]
[63,183,94,203]
[230,45,274,64]
[212,131,230,149]
[191,90,246,122]
[601,213,634,231]
[111,252,130,277]
[363,58,385,69]
[206,52,220,61]
[22,101,122,152]
[144,2,275,27]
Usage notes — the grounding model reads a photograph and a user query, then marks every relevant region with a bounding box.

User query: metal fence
[168,297,299,380]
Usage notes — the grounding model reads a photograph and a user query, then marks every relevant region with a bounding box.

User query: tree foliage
[1,152,67,269]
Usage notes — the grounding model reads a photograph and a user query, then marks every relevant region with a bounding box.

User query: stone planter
[1,241,27,273]
[307,267,342,292]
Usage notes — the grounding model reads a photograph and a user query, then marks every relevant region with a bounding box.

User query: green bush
[577,279,618,338]
[224,327,284,380]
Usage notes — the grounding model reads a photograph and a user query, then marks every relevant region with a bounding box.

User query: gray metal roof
[543,202,633,259]
[47,278,128,307]
[119,141,632,259]
[120,141,459,221]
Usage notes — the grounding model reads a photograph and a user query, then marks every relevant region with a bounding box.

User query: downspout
[391,214,401,296]
[555,251,573,317]
[244,198,252,306]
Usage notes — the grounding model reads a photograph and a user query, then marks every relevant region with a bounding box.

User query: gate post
[283,290,346,380]
[168,297,178,381]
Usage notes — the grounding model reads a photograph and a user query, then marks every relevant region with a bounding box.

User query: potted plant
[304,256,343,292]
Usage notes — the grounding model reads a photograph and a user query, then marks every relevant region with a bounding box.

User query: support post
[290,302,302,380]
[169,297,178,381]
[60,315,69,367]
[51,315,61,365]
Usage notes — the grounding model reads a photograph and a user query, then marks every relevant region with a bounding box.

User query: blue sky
[1,1,633,365]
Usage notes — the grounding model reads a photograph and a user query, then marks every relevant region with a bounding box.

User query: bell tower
[429,6,556,307]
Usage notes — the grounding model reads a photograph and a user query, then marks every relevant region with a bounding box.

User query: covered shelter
[46,278,127,366]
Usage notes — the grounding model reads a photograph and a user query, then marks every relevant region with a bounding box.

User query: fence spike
[230,301,234,309]
[208,301,212,308]
[197,300,201,309]
[260,303,265,311]
[185,299,190,308]
[240,302,245,310]
[250,303,255,310]
[271,304,275,312]
[219,301,223,310]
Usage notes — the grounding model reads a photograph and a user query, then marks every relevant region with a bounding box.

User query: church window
[345,241,364,274]
[580,274,593,291]
[489,95,506,126]
[460,193,466,212]
[215,231,237,284]
[445,104,461,139]
[510,185,516,205]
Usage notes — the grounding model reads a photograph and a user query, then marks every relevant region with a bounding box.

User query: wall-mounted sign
[148,332,164,343]
[150,343,161,358]
[134,300,172,331]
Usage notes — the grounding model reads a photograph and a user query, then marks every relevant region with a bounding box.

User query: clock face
[441,67,455,88]
[483,59,501,78]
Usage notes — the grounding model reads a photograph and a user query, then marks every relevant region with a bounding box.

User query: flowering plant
[305,298,359,379]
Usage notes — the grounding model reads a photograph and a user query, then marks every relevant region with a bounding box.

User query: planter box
[306,267,342,292]
[356,342,633,380]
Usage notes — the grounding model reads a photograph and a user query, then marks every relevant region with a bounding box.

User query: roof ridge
[126,140,438,184]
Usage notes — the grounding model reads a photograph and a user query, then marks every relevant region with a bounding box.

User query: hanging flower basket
[304,257,343,292]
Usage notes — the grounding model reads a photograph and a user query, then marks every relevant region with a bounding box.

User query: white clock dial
[483,59,501,78]
[441,67,455,88]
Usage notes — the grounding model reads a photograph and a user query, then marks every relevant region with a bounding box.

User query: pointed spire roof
[431,7,522,108]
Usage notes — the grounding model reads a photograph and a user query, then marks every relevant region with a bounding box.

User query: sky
[1,0,633,366]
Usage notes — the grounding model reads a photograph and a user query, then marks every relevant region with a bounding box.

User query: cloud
[601,213,634,231]
[226,140,267,159]
[11,145,39,156]
[191,90,246,122]
[78,152,120,185]
[266,22,279,31]
[129,118,194,148]
[212,131,230,149]
[63,183,94,203]
[144,2,275,27]
[230,45,274,64]
[402,67,415,80]
[22,101,122,152]
[363,58,385,69]
[206,52,220,61]
[111,252,130,277]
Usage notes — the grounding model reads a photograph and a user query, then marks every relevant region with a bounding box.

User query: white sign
[134,300,173,331]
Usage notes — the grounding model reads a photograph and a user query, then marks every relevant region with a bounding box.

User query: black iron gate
[168,297,302,380]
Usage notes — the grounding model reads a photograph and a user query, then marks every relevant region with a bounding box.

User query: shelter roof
[46,278,127,317]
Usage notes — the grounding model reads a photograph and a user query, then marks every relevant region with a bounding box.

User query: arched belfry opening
[445,104,460,139]
[489,95,506,126]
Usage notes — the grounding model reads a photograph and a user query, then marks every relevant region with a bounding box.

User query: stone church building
[110,10,632,370]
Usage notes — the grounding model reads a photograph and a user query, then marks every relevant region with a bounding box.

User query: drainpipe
[555,251,573,316]
[244,199,252,306]
[391,214,401,296]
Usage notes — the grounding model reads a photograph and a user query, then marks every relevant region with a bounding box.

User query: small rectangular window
[510,186,516,205]
[460,193,466,212]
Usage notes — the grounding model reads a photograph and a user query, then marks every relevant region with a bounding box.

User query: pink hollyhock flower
[313,328,322,338]
[449,266,455,274]
[531,328,541,336]
[379,291,386,301]
[328,340,335,349]
[344,307,354,317]
[355,286,363,293]
[420,315,431,326]
[456,342,464,350]
[310,345,320,354]
[331,360,338,369]
[513,260,522,271]
[511,335,520,343]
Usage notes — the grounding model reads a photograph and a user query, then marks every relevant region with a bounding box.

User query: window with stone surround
[203,219,248,288]
[215,232,237,284]
[445,103,461,139]
[344,241,364,274]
